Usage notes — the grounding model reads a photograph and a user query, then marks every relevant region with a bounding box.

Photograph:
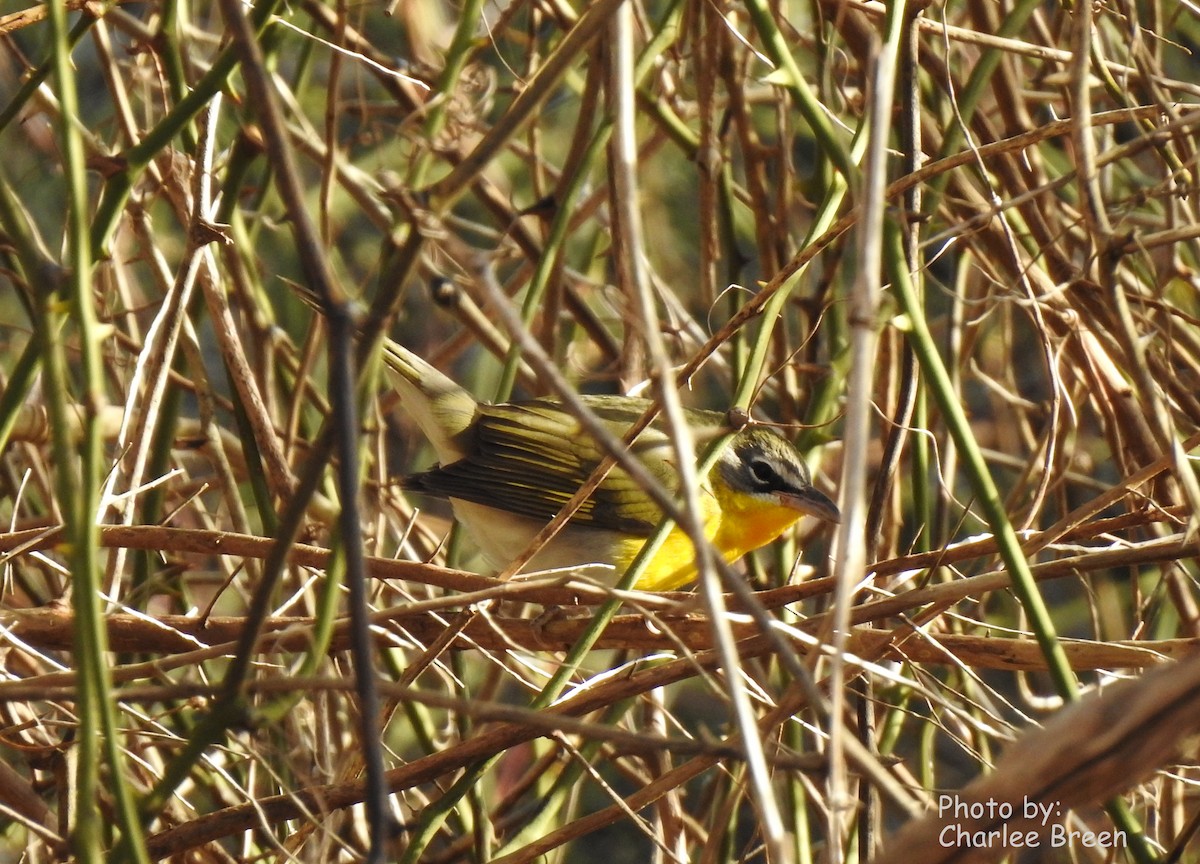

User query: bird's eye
[749,459,778,485]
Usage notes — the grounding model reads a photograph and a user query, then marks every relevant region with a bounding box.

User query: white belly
[449,499,623,580]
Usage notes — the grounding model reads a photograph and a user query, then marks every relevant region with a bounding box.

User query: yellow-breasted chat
[383,341,839,590]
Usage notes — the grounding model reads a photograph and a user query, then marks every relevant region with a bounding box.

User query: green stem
[89,0,285,258]
[885,219,1078,700]
[46,0,149,859]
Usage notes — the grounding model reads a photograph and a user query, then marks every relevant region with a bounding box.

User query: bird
[383,341,840,591]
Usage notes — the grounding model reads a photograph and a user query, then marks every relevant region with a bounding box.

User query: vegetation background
[1,0,1200,861]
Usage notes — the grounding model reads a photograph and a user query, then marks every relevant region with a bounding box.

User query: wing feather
[403,397,723,535]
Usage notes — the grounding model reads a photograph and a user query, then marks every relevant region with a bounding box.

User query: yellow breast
[449,475,808,592]
[612,485,805,591]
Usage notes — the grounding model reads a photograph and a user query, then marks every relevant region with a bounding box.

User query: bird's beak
[779,487,841,524]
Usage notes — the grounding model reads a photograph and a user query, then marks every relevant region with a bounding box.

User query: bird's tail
[381,340,478,463]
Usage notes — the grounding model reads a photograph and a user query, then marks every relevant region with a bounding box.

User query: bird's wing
[403,397,711,535]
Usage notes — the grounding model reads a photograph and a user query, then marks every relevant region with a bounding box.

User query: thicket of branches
[2,0,1200,862]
